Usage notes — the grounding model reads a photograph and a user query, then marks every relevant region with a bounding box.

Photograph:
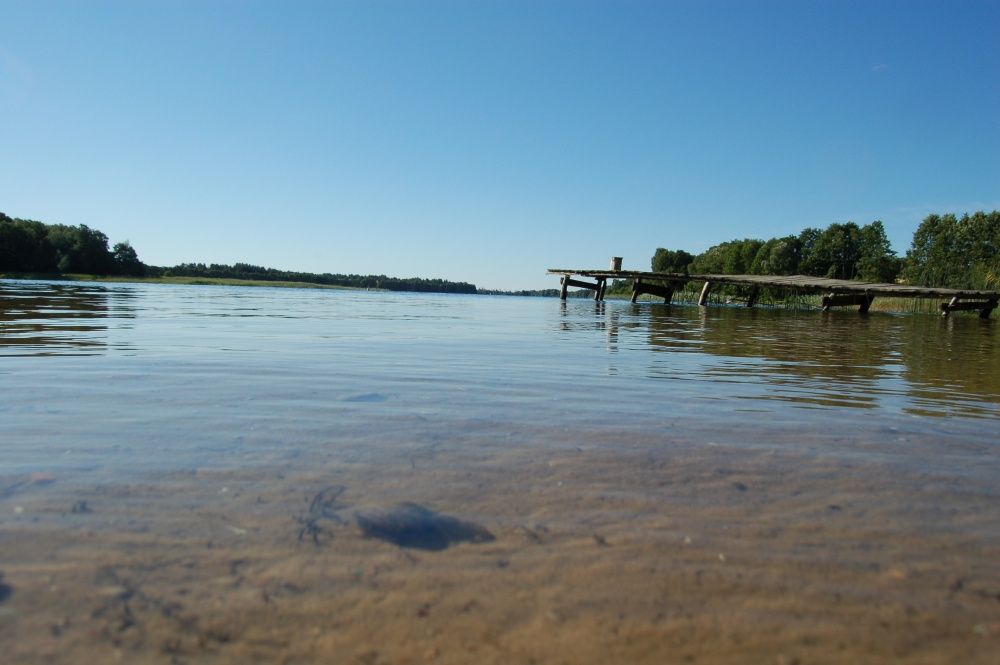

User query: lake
[1,279,998,664]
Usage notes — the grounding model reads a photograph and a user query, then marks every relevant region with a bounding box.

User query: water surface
[1,280,998,663]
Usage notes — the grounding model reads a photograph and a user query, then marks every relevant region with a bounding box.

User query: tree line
[157,262,477,293]
[0,212,477,294]
[651,211,999,290]
[1,212,145,276]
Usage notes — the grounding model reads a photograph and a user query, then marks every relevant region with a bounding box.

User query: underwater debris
[355,503,494,551]
[295,485,346,546]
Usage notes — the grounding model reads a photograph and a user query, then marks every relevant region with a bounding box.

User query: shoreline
[0,273,371,291]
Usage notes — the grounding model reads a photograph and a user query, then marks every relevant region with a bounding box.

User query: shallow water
[1,279,998,663]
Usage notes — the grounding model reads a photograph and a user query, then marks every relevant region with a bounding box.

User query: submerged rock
[355,503,495,551]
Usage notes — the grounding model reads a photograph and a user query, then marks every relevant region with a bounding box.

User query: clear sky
[1,1,997,290]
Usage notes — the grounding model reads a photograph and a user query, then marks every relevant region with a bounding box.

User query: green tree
[651,248,694,273]
[0,214,58,271]
[689,239,763,274]
[856,221,900,282]
[46,224,114,274]
[800,222,861,279]
[112,241,146,276]
[749,236,802,275]
[905,211,1000,288]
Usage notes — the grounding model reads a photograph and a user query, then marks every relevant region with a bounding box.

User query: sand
[2,419,998,665]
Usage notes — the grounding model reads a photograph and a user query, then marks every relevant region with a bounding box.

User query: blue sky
[1,0,997,290]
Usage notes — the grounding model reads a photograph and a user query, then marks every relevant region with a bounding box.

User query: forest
[0,212,476,294]
[649,212,999,291]
[0,213,145,277]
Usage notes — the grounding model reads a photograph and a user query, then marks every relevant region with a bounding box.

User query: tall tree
[856,221,900,282]
[112,241,146,276]
[46,224,115,274]
[905,211,1000,289]
[800,223,861,280]
[689,239,764,274]
[651,248,694,273]
[749,236,801,276]
[0,214,57,271]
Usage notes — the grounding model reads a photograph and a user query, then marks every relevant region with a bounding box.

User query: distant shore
[1,273,570,297]
[0,273,366,290]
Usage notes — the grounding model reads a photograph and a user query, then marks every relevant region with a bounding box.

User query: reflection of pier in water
[557,302,1000,418]
[0,282,136,356]
[549,268,1000,318]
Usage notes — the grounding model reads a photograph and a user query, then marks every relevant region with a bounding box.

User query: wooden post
[561,276,602,298]
[746,287,759,308]
[698,281,711,307]
[859,292,874,314]
[940,296,960,317]
[940,297,998,318]
[823,293,874,312]
[631,280,675,304]
[982,298,998,319]
[595,278,607,301]
[560,275,569,300]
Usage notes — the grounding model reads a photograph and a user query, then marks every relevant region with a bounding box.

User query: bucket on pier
[610,257,623,271]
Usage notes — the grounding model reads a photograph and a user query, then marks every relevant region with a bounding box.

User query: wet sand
[2,421,998,664]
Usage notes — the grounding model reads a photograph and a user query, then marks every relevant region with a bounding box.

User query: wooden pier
[547,269,1000,318]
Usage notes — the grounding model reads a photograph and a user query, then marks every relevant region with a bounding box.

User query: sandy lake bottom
[1,282,998,663]
[3,417,998,664]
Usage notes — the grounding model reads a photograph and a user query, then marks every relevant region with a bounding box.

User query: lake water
[1,279,998,664]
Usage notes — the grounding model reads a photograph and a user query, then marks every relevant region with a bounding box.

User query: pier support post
[698,281,712,307]
[595,278,607,302]
[985,298,998,319]
[559,275,605,301]
[942,296,959,316]
[746,287,759,308]
[940,297,998,318]
[822,292,875,313]
[630,280,675,304]
[859,292,874,314]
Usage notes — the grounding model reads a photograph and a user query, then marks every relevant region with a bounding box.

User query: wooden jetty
[547,268,1000,318]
